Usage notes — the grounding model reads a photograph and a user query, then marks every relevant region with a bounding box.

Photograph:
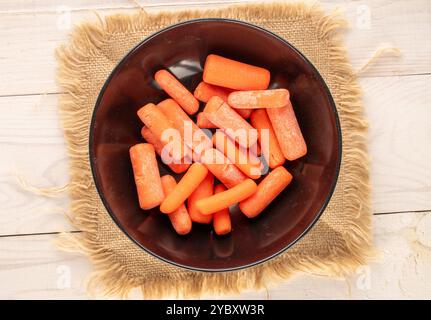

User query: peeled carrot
[235,108,253,119]
[158,99,212,160]
[193,81,251,119]
[194,81,231,103]
[141,127,190,174]
[267,100,307,161]
[137,103,186,161]
[250,109,285,169]
[254,142,261,156]
[187,172,214,224]
[196,112,217,129]
[204,96,258,148]
[212,131,262,179]
[129,143,164,210]
[239,166,292,218]
[196,179,257,215]
[203,54,270,90]
[200,148,247,188]
[160,163,208,214]
[228,89,290,109]
[155,70,199,115]
[212,185,232,235]
[160,175,192,235]
[137,103,175,143]
[203,95,224,113]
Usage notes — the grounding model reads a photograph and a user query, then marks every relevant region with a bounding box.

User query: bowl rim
[88,18,342,272]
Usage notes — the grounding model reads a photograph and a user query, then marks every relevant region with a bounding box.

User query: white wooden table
[0,0,430,299]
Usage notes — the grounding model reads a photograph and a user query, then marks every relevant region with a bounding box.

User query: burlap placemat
[56,2,372,298]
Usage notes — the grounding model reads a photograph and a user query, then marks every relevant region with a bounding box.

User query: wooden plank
[362,74,431,213]
[1,211,430,299]
[0,93,74,236]
[0,73,430,235]
[0,0,430,96]
[264,211,431,299]
[0,0,252,13]
[0,233,90,299]
[339,0,431,77]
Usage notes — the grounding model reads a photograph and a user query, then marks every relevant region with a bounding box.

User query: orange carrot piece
[239,166,292,218]
[212,131,262,179]
[202,95,224,113]
[196,179,257,215]
[255,142,261,156]
[137,103,186,161]
[160,163,208,214]
[193,81,251,119]
[204,96,258,148]
[160,175,192,235]
[235,108,253,119]
[228,89,290,109]
[212,185,232,235]
[267,100,307,161]
[141,127,190,174]
[129,143,164,210]
[200,148,247,188]
[137,103,175,143]
[193,81,231,103]
[158,99,212,160]
[155,69,199,115]
[250,109,285,169]
[196,112,217,129]
[203,54,270,90]
[187,172,214,224]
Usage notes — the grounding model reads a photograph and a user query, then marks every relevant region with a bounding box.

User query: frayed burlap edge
[56,2,372,299]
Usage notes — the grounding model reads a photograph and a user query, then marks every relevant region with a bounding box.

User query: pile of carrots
[130,54,307,236]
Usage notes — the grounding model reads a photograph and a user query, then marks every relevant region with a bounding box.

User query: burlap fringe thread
[55,3,372,299]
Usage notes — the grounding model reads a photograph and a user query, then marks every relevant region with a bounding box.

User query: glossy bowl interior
[90,19,341,271]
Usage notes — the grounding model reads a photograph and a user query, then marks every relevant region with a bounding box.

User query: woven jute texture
[56,2,372,298]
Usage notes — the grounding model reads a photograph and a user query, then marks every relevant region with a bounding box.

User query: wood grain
[0,0,430,96]
[0,0,252,13]
[0,93,73,235]
[1,211,430,299]
[362,75,431,213]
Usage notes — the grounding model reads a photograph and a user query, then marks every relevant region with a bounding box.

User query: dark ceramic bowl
[89,19,341,272]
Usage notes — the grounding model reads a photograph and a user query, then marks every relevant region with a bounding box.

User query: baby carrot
[200,148,247,188]
[267,100,307,161]
[137,103,186,161]
[160,175,192,235]
[239,166,292,218]
[202,95,224,113]
[204,96,258,148]
[212,185,232,235]
[129,143,165,210]
[203,54,270,90]
[235,108,253,119]
[196,112,217,129]
[212,131,262,179]
[155,69,199,115]
[187,172,214,224]
[158,99,212,160]
[228,89,290,109]
[196,179,257,215]
[193,81,251,119]
[250,109,285,169]
[193,81,231,103]
[254,142,261,156]
[141,127,190,174]
[160,163,208,214]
